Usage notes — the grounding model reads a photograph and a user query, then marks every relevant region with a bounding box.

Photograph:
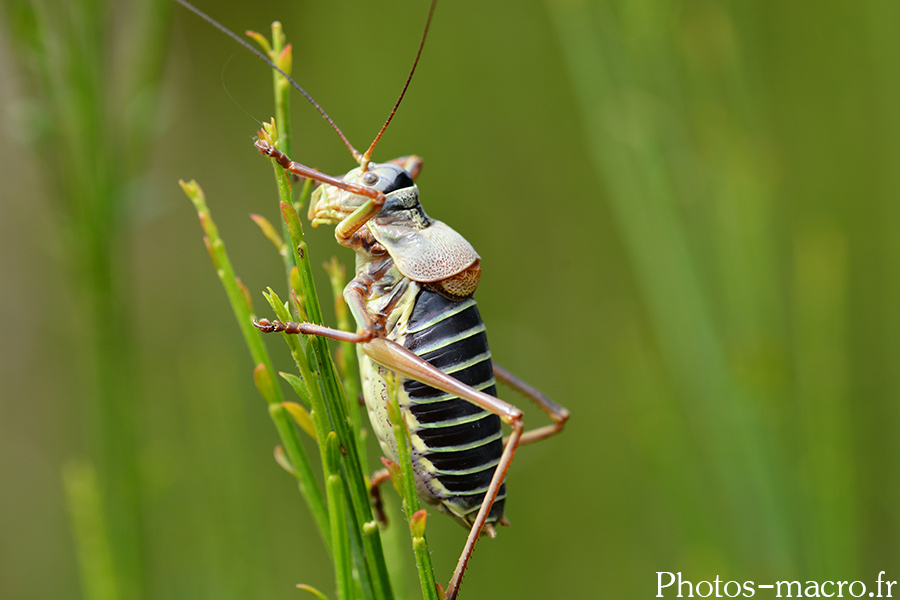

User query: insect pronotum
[177,1,570,598]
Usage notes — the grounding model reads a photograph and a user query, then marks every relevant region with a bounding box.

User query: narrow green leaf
[281,401,316,440]
[279,371,312,406]
[244,29,271,55]
[253,363,276,404]
[296,584,330,600]
[280,201,303,248]
[273,446,297,476]
[325,432,352,600]
[250,213,285,252]
[324,432,341,477]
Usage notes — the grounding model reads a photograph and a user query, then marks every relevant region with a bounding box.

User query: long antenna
[361,0,439,170]
[176,0,363,161]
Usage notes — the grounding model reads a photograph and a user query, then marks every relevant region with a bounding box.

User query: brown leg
[369,467,392,526]
[255,275,377,342]
[493,362,570,445]
[254,318,373,343]
[359,338,523,600]
[255,138,387,242]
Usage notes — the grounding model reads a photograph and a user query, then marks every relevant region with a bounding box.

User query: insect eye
[362,171,379,186]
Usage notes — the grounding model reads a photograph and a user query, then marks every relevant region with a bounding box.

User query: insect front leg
[254,272,378,343]
[254,138,387,244]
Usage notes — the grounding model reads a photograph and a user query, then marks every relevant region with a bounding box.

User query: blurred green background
[2,0,899,598]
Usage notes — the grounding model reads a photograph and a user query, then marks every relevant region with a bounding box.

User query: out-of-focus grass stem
[792,223,856,574]
[544,0,793,570]
[1,0,173,598]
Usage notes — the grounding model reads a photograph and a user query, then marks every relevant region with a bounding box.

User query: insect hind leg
[359,337,524,600]
[493,362,570,446]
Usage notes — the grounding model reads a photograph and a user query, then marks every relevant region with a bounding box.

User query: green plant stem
[386,376,438,600]
[326,433,353,600]
[232,24,392,599]
[248,24,296,276]
[262,152,394,599]
[324,258,366,471]
[269,22,292,160]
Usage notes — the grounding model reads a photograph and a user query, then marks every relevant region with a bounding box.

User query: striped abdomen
[400,288,505,527]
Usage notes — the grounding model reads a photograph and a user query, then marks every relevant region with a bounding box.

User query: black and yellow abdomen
[398,288,505,526]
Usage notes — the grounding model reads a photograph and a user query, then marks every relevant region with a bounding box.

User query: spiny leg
[493,362,570,445]
[254,318,373,343]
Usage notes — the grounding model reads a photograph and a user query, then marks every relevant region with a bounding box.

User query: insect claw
[254,138,274,155]
[253,317,279,332]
